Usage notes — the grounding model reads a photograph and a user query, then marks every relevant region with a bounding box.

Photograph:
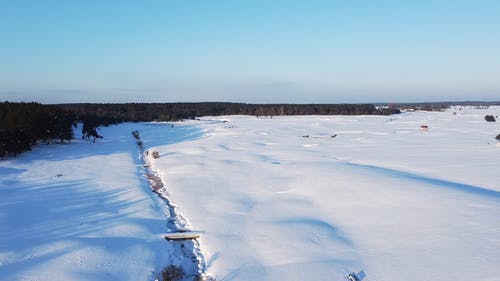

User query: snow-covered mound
[146,106,500,281]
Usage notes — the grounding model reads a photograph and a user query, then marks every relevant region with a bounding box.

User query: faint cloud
[246,76,296,89]
[219,76,303,103]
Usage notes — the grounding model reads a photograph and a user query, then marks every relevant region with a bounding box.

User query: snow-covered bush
[160,265,184,281]
[196,274,217,281]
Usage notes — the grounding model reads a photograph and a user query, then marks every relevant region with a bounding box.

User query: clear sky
[1,0,499,103]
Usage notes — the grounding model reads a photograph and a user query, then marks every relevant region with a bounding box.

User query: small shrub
[132,130,140,139]
[160,265,184,281]
[152,151,160,159]
[485,115,496,122]
[496,134,500,141]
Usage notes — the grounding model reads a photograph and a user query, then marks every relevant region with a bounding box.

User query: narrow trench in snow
[132,130,208,281]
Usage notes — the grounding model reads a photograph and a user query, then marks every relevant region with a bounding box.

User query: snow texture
[1,106,499,281]
[0,123,202,281]
[147,106,500,281]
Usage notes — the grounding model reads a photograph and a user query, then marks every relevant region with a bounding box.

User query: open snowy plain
[1,106,499,281]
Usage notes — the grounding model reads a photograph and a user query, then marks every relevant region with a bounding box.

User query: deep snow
[146,106,500,281]
[1,106,499,281]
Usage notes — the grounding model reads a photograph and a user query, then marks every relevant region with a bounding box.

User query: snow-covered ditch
[1,106,499,281]
[0,123,204,281]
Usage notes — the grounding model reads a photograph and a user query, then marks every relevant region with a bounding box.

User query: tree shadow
[0,121,205,280]
[344,161,500,199]
[5,122,204,164]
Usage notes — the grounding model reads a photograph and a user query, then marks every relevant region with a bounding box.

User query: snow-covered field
[0,124,203,281]
[147,106,500,281]
[1,106,499,281]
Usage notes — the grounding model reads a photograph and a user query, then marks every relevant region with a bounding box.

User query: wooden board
[164,232,201,241]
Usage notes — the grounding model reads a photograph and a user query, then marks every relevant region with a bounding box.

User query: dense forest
[0,102,75,157]
[0,102,105,157]
[2,101,402,158]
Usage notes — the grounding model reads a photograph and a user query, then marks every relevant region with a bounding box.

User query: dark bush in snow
[484,115,496,122]
[160,265,184,281]
[132,130,140,139]
[496,134,500,141]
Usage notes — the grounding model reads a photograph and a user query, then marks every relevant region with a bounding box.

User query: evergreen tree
[81,117,103,143]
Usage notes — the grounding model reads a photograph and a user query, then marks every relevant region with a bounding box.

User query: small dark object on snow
[496,134,500,141]
[131,130,140,139]
[346,270,365,281]
[152,151,160,159]
[331,134,337,138]
[160,265,184,281]
[347,273,358,281]
[485,115,496,122]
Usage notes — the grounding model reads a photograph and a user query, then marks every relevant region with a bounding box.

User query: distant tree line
[387,101,500,112]
[1,101,400,158]
[59,102,400,122]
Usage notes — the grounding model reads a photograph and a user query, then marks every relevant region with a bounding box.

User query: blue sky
[1,0,499,103]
